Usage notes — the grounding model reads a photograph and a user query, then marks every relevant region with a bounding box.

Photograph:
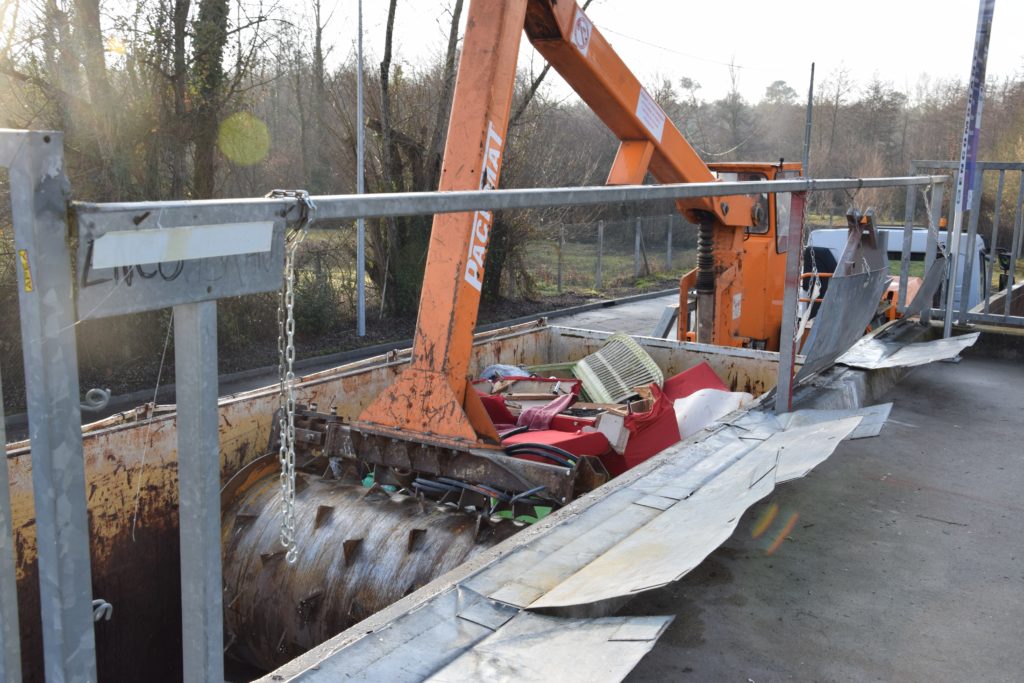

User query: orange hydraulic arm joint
[523,2,755,345]
[355,0,756,450]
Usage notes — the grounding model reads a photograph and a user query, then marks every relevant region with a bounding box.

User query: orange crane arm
[355,0,754,449]
[524,2,753,225]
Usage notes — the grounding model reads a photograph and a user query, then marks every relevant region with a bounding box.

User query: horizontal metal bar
[72,176,946,223]
[913,160,1024,171]
[926,308,1024,327]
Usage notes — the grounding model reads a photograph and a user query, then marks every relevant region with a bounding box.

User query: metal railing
[903,160,1024,330]
[2,127,951,682]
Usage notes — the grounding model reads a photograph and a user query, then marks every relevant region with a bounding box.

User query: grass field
[524,239,695,295]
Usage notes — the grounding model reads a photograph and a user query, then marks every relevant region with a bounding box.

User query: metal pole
[983,170,1005,314]
[921,181,946,324]
[666,215,673,270]
[557,224,564,293]
[0,366,21,683]
[174,300,224,682]
[944,0,996,338]
[776,193,806,414]
[356,0,366,336]
[1005,175,1024,320]
[634,216,641,278]
[897,161,919,312]
[7,130,97,681]
[959,169,985,324]
[802,62,815,177]
[596,220,604,289]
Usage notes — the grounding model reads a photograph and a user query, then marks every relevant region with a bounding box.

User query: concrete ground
[625,350,1024,682]
[554,293,677,337]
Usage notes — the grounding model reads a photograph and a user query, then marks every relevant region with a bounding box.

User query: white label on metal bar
[91,221,274,268]
[571,8,593,57]
[636,89,666,143]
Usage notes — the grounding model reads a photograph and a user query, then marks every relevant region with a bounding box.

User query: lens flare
[750,502,779,539]
[104,36,126,55]
[765,512,800,556]
[218,112,270,166]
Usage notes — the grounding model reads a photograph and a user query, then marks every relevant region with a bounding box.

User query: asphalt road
[625,351,1024,682]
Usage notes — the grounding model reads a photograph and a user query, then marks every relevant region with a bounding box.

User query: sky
[319,0,1024,103]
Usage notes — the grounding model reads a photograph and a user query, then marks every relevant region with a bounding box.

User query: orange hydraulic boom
[354,0,797,452]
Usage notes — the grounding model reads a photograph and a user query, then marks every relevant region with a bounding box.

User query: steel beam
[0,365,20,683]
[73,175,948,224]
[173,301,224,681]
[775,193,806,413]
[6,129,97,681]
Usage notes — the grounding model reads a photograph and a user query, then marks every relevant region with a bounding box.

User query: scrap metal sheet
[837,332,980,370]
[903,255,947,319]
[271,404,880,681]
[426,613,672,683]
[798,269,891,381]
[288,587,509,682]
[528,408,865,609]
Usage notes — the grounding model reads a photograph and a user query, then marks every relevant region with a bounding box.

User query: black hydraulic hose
[506,449,572,467]
[499,426,529,440]
[505,442,579,464]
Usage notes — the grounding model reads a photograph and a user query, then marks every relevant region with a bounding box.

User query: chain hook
[267,188,316,565]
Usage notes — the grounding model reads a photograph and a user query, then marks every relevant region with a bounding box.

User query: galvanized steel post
[959,169,985,324]
[921,181,946,325]
[983,170,1005,314]
[775,193,806,413]
[5,130,97,681]
[173,300,224,681]
[0,366,20,683]
[945,0,995,338]
[897,161,918,312]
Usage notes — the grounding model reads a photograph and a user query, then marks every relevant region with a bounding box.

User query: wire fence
[523,213,697,293]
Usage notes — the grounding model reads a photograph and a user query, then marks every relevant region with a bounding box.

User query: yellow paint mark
[750,502,778,539]
[18,249,33,292]
[765,512,800,556]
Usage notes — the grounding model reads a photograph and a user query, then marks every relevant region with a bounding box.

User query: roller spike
[314,505,334,530]
[407,528,427,553]
[261,549,286,565]
[297,590,324,624]
[342,538,363,566]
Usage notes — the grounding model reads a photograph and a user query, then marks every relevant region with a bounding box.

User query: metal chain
[269,189,315,564]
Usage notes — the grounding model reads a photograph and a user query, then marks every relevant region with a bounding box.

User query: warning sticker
[636,89,666,143]
[571,8,593,57]
[18,249,33,292]
[732,292,742,320]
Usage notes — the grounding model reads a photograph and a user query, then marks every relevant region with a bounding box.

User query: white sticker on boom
[732,292,742,320]
[636,89,666,142]
[571,8,593,57]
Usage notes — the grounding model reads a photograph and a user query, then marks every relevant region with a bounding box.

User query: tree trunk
[310,0,329,192]
[171,0,191,197]
[422,0,463,193]
[191,0,229,199]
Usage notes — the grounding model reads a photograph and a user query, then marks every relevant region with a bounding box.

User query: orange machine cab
[678,161,803,351]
